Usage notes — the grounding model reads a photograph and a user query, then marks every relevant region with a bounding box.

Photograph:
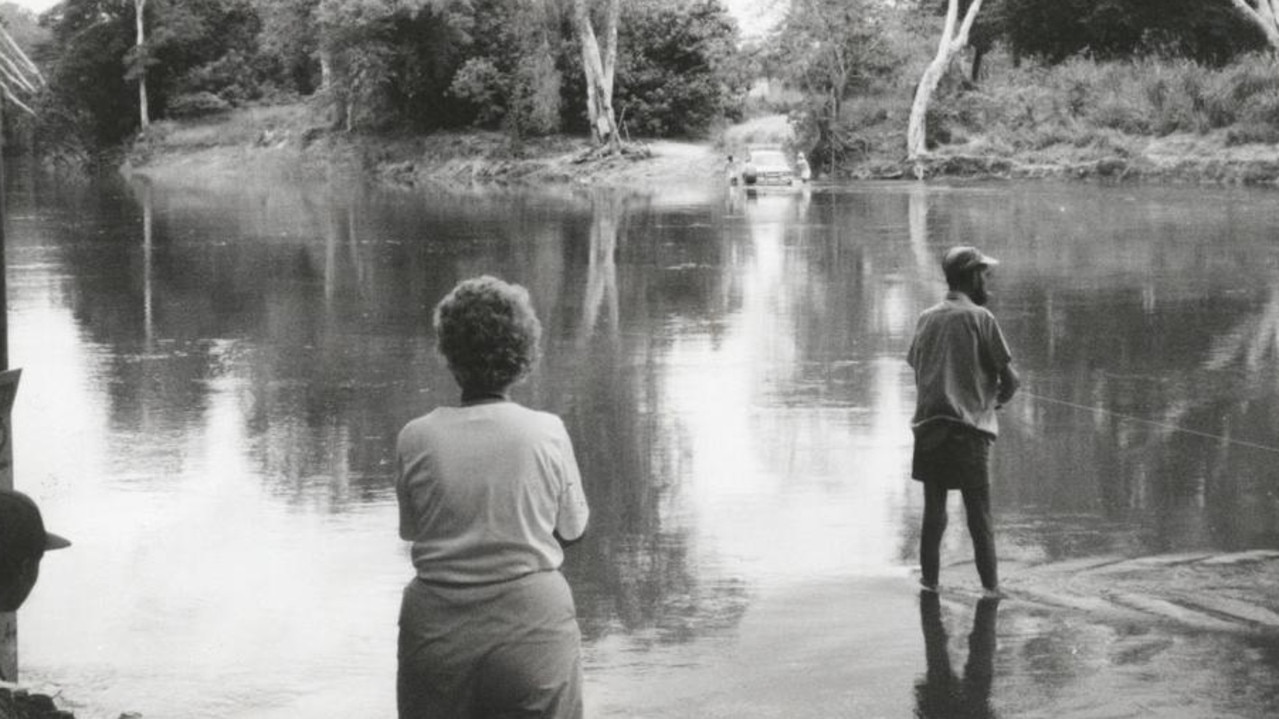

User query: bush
[449,58,506,128]
[1239,92,1279,128]
[917,52,1279,153]
[1225,123,1279,146]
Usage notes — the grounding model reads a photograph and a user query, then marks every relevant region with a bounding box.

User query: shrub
[1089,99,1150,135]
[449,58,506,129]
[1239,91,1279,128]
[1225,123,1279,146]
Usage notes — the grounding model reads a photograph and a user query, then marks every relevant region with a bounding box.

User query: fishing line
[1016,390,1279,456]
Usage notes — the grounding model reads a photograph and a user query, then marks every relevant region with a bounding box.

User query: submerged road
[587,552,1279,718]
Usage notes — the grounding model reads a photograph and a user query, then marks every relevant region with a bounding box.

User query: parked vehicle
[741,146,796,187]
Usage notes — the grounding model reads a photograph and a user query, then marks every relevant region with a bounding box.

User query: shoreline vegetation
[121,104,1279,189]
[123,49,1279,190]
[19,0,1279,190]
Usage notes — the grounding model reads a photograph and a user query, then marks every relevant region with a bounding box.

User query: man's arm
[996,363,1020,408]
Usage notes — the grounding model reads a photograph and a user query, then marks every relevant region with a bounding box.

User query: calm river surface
[6,168,1279,718]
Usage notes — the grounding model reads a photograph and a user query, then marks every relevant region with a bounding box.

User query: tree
[573,0,620,149]
[1230,0,1279,48]
[448,0,567,140]
[613,0,743,137]
[134,0,149,130]
[1003,0,1264,66]
[777,0,892,164]
[316,0,460,131]
[258,0,322,95]
[962,0,1004,79]
[907,0,983,162]
[43,0,263,148]
[44,0,137,146]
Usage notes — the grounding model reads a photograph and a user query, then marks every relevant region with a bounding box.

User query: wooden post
[0,89,15,682]
[0,370,22,681]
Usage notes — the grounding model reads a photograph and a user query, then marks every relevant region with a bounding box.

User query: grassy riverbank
[822,52,1279,184]
[124,51,1279,188]
[124,103,726,189]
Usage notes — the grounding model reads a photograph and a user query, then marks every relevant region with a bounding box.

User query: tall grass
[147,104,314,149]
[933,53,1279,153]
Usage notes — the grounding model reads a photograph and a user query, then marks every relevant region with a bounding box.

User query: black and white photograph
[1,0,1279,717]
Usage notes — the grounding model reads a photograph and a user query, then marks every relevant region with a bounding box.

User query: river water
[6,168,1279,717]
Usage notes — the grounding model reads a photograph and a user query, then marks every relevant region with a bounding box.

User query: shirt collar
[460,389,510,407]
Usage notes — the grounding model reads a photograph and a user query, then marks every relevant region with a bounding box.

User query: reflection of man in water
[915,593,1000,718]
[907,246,1018,596]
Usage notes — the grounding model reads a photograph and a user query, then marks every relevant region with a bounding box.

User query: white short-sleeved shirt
[907,292,1013,438]
[396,402,590,585]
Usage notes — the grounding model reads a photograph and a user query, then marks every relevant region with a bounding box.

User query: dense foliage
[771,0,899,169]
[12,0,1279,163]
[613,0,743,137]
[20,0,746,154]
[982,0,1268,66]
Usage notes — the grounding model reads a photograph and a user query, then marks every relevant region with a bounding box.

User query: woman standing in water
[396,276,591,718]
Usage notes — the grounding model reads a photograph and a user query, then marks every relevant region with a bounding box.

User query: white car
[741,146,796,186]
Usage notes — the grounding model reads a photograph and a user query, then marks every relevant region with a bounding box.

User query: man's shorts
[911,422,993,491]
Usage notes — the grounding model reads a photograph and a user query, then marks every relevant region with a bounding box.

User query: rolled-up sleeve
[553,423,589,542]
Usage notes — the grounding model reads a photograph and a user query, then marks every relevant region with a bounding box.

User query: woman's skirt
[397,569,583,719]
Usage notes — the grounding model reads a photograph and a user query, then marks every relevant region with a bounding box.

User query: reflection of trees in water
[579,191,623,345]
[50,177,750,640]
[545,188,751,641]
[52,180,574,504]
[997,280,1279,557]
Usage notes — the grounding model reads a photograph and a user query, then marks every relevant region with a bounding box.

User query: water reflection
[915,594,999,719]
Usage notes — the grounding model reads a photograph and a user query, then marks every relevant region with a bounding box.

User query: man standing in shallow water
[907,246,1019,598]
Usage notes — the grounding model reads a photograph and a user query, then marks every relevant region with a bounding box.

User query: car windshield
[750,150,789,168]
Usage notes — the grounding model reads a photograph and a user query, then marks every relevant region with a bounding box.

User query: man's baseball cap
[942,246,999,276]
[0,489,70,558]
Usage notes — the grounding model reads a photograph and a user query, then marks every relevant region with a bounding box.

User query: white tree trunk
[319,48,350,131]
[574,0,620,149]
[601,0,619,107]
[1230,0,1279,47]
[136,0,149,130]
[906,0,984,163]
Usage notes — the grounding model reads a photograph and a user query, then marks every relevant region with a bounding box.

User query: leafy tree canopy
[1000,0,1266,66]
[614,0,743,137]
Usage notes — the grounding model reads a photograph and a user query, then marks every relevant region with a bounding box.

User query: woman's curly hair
[433,276,542,392]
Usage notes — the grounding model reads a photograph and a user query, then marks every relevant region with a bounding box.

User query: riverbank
[120,102,1279,188]
[123,104,725,190]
